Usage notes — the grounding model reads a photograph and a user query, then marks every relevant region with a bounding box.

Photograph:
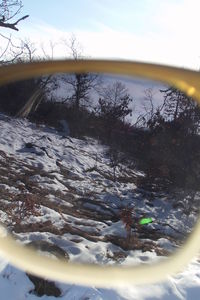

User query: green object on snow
[139,217,153,225]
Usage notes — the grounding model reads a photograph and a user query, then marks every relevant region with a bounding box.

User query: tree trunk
[15,89,43,118]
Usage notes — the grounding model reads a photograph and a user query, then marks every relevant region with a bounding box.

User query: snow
[0,112,199,299]
[0,256,199,299]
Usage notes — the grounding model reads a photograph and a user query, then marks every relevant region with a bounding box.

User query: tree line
[1,0,200,197]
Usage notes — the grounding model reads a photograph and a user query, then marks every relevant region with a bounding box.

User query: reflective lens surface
[0,72,199,266]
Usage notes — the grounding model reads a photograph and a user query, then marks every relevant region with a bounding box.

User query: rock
[27,240,69,260]
[28,275,61,297]
[25,142,34,148]
[26,240,69,297]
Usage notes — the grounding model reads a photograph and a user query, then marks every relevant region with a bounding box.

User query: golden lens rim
[0,59,200,287]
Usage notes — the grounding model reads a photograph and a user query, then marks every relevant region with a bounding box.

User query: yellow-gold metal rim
[0,59,200,287]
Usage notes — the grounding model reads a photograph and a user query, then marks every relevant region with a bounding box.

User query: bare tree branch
[21,38,36,61]
[0,32,24,64]
[4,6,21,22]
[62,34,83,59]
[0,14,29,31]
[0,33,11,59]
[41,40,57,60]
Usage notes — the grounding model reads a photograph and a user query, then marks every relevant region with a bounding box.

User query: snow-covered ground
[0,256,199,300]
[0,113,199,299]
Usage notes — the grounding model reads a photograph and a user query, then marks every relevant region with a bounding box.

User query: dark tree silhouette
[98,81,133,123]
[160,87,200,134]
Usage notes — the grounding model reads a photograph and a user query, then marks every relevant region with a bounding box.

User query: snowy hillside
[0,113,199,299]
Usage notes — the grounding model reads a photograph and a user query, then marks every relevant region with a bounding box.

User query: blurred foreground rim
[0,59,199,287]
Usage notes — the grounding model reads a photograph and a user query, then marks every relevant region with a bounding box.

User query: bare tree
[61,72,100,110]
[134,88,165,128]
[134,88,157,127]
[98,81,133,122]
[16,38,37,62]
[63,34,83,60]
[61,35,100,111]
[14,35,100,119]
[0,0,29,63]
[41,40,57,61]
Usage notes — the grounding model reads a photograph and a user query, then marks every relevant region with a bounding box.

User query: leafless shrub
[5,193,41,226]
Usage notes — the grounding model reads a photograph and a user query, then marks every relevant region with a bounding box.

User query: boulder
[26,240,69,297]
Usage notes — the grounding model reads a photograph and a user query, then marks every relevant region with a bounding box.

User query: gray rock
[27,240,69,260]
[26,240,69,297]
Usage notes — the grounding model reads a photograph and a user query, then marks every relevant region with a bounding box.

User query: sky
[2,0,200,69]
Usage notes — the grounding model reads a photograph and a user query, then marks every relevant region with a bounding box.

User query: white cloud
[15,0,200,70]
